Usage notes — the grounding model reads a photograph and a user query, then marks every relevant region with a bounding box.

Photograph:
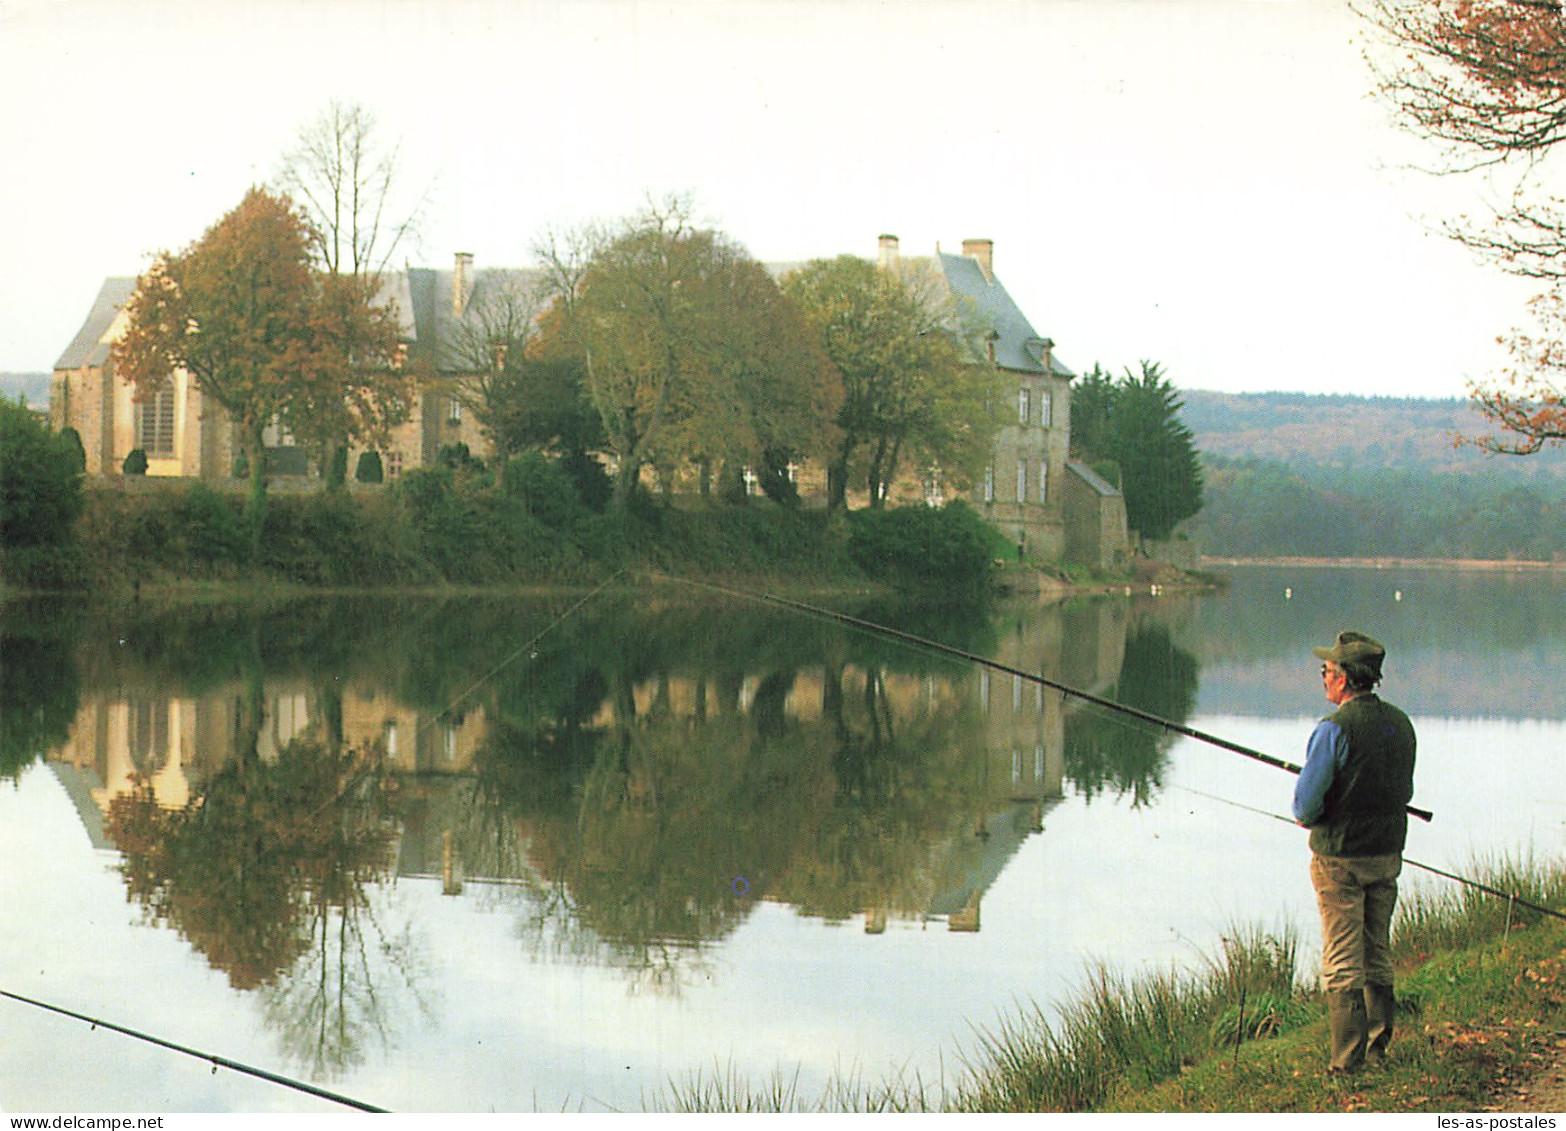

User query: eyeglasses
[1320,664,1340,680]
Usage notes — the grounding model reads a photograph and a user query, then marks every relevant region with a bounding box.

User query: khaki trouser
[1309,852,1401,992]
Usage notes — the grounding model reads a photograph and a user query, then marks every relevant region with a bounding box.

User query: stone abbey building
[51,237,1127,569]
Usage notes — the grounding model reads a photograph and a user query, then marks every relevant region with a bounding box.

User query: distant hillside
[1178,390,1566,480]
[1,372,50,410]
[1180,391,1566,560]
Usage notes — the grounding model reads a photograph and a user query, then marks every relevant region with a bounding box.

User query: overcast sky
[0,0,1540,397]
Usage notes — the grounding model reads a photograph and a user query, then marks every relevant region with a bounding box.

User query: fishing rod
[0,987,387,1112]
[647,573,1435,824]
[1173,785,1566,925]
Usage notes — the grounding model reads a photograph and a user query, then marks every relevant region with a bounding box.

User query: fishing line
[0,988,387,1112]
[1172,785,1566,924]
[647,573,1435,823]
[5,576,627,1111]
[434,568,628,721]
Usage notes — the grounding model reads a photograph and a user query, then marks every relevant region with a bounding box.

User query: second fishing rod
[649,573,1435,825]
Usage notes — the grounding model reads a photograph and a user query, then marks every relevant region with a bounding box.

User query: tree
[1068,363,1116,466]
[275,100,425,487]
[276,99,425,278]
[783,255,986,510]
[111,188,378,553]
[441,272,584,463]
[1110,362,1204,542]
[0,397,82,549]
[1358,0,1566,453]
[278,271,409,489]
[532,196,837,511]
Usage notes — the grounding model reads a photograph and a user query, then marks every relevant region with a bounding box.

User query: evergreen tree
[1112,361,1204,541]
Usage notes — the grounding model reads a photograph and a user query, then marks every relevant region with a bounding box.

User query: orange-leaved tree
[112,187,405,552]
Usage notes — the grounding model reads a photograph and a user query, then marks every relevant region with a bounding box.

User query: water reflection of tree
[106,732,421,1078]
[0,606,80,781]
[467,638,990,989]
[1063,619,1198,807]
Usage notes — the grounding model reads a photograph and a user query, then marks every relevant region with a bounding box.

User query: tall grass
[1394,850,1566,960]
[654,924,1307,1114]
[655,1059,943,1113]
[953,923,1307,1113]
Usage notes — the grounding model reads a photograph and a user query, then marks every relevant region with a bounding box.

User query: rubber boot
[1326,988,1368,1075]
[1364,983,1396,1063]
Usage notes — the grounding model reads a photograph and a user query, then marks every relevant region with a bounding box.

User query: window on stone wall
[1017,459,1027,502]
[983,464,994,503]
[1038,460,1048,504]
[1018,387,1030,425]
[138,380,176,457]
[448,397,462,424]
[1039,389,1051,428]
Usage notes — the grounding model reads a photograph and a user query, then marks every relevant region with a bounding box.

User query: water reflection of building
[47,680,488,822]
[46,598,1129,939]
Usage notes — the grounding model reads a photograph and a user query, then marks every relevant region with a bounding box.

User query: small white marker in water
[1285,588,1292,600]
[1395,591,1402,602]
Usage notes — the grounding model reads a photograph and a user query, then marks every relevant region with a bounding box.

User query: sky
[0,0,1543,398]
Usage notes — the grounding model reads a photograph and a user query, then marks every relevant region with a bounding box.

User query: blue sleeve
[1294,720,1347,826]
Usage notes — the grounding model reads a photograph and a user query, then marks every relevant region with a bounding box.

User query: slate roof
[405,266,546,372]
[936,251,1074,379]
[55,277,137,370]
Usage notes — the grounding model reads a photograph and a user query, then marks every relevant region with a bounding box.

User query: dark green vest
[1309,694,1417,858]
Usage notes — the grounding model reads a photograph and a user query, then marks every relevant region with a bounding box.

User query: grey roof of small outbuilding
[937,251,1074,379]
[55,277,137,370]
[1067,459,1122,497]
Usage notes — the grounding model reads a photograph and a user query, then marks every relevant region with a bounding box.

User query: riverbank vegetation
[657,854,1566,1113]
[0,399,1012,600]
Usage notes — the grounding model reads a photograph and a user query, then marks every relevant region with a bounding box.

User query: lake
[1,564,1562,1113]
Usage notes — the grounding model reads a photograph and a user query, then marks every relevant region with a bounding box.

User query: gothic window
[137,380,176,457]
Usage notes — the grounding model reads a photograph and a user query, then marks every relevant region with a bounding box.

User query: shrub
[355,450,384,484]
[847,501,995,596]
[560,448,611,513]
[59,427,86,473]
[176,484,246,565]
[122,448,149,476]
[326,445,348,489]
[503,451,581,529]
[0,400,84,550]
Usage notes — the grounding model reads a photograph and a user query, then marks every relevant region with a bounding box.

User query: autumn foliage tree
[531,197,839,511]
[276,100,424,487]
[1359,0,1566,453]
[783,255,990,509]
[111,188,402,552]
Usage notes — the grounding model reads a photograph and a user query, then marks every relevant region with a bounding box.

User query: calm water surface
[1,565,1562,1112]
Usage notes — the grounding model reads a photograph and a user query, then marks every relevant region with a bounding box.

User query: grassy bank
[656,854,1566,1113]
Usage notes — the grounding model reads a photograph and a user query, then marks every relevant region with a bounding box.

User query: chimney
[877,233,900,271]
[452,252,474,317]
[962,238,994,283]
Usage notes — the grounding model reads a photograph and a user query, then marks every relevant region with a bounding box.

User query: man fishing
[1293,630,1417,1076]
